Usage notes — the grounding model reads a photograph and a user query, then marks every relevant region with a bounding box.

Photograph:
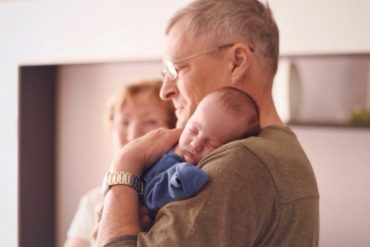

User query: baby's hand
[139,204,152,231]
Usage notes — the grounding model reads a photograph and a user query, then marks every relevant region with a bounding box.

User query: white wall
[293,127,370,247]
[270,0,370,55]
[1,0,370,246]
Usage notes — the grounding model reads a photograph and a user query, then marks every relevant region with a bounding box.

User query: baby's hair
[212,87,261,137]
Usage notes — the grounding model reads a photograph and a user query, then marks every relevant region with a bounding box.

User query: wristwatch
[102,171,144,195]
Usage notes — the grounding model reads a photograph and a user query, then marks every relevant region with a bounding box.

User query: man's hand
[111,128,182,175]
[139,204,152,230]
[91,204,103,241]
[96,128,182,246]
[92,204,151,242]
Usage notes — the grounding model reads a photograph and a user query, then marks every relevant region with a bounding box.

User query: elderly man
[97,0,319,246]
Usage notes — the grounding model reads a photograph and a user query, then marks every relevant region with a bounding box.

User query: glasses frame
[162,43,239,81]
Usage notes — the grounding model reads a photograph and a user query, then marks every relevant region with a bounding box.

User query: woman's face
[111,94,171,151]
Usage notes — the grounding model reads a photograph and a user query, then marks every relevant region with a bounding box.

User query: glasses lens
[165,60,177,80]
[161,69,166,79]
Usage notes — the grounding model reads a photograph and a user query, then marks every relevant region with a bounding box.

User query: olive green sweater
[105,125,319,247]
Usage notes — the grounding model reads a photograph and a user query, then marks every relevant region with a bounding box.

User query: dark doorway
[19,66,56,247]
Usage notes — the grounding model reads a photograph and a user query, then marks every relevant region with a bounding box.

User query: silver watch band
[103,171,143,195]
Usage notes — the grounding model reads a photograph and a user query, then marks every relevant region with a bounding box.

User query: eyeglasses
[161,43,236,81]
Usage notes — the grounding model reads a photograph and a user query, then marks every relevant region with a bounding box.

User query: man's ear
[228,43,252,85]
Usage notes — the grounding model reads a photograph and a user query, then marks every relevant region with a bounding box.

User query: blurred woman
[64,80,176,247]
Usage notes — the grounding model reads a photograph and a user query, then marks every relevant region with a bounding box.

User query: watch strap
[102,171,143,195]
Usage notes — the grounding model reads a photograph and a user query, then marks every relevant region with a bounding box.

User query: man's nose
[160,77,178,101]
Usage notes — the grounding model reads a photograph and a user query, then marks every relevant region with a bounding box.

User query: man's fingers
[92,225,98,241]
[144,128,182,164]
[139,204,152,230]
[96,203,103,222]
[139,204,149,215]
[160,127,182,143]
[163,127,182,148]
[140,214,152,230]
[111,128,183,174]
[92,203,103,241]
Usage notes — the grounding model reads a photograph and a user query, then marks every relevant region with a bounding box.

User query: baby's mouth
[182,149,198,163]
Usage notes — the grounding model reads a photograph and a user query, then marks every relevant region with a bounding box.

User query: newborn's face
[177,94,247,164]
[177,116,220,164]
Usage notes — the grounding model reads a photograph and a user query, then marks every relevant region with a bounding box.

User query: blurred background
[0,0,369,246]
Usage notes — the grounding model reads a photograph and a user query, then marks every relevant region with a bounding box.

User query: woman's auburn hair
[106,80,176,129]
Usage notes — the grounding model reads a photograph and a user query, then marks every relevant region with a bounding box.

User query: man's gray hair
[166,0,279,76]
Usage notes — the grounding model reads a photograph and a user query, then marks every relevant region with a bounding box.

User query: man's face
[160,23,232,128]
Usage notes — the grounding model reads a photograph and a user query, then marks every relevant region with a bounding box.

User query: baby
[141,87,261,222]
